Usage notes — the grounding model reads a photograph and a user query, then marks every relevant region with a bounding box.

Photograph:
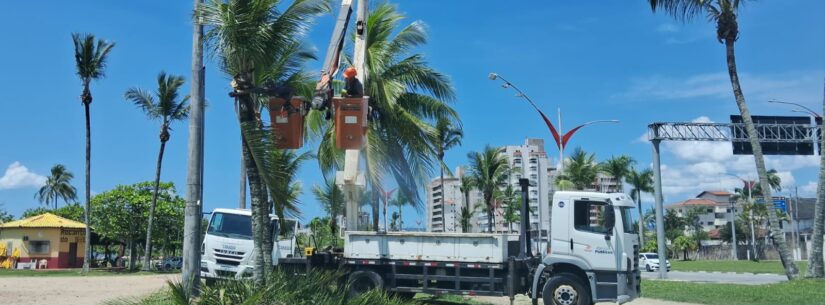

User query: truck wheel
[348,270,384,298]
[542,273,591,305]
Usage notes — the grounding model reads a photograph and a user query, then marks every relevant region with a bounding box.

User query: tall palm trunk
[238,95,268,283]
[262,193,273,269]
[637,190,644,246]
[485,192,493,233]
[463,190,471,233]
[82,83,92,274]
[240,136,247,209]
[725,39,798,279]
[809,79,825,277]
[372,189,380,231]
[142,125,168,271]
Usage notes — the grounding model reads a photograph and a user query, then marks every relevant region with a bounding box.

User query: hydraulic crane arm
[311,0,369,232]
[311,0,355,110]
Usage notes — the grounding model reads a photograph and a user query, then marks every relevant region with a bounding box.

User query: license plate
[216,265,235,271]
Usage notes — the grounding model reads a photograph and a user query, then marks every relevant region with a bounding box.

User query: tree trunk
[237,94,269,283]
[183,0,205,295]
[372,189,380,231]
[724,39,798,280]
[638,191,645,246]
[128,235,137,272]
[486,193,493,233]
[809,78,825,278]
[262,194,273,269]
[142,138,167,271]
[239,141,247,209]
[82,94,92,275]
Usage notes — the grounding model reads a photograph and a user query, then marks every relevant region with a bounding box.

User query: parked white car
[639,252,671,272]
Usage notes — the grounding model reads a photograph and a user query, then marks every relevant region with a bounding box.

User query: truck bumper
[200,260,255,280]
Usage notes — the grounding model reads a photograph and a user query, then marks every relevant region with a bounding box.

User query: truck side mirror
[603,206,616,232]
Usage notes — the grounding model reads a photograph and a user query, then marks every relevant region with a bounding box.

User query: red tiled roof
[666,198,716,208]
[708,229,721,239]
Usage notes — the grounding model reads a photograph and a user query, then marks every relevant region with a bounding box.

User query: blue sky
[1,1,823,225]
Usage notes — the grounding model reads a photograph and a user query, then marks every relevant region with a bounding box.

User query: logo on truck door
[558,201,565,208]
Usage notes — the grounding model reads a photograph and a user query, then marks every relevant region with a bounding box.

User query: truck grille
[216,270,235,278]
[214,249,245,260]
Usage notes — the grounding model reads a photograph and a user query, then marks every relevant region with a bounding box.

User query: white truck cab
[200,208,297,280]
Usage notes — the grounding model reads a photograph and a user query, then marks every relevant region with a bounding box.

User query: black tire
[348,270,384,298]
[542,272,591,305]
[646,264,652,272]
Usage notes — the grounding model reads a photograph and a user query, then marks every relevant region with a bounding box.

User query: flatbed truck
[274,179,640,305]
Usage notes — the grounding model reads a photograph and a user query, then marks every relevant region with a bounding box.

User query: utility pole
[731,197,738,260]
[183,0,205,297]
[651,139,668,279]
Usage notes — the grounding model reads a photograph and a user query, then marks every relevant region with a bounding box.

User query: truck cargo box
[344,231,518,263]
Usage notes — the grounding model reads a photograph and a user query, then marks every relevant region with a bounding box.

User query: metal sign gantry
[648,122,817,142]
[646,121,820,279]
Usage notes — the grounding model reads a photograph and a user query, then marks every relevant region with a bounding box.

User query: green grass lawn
[671,260,809,275]
[0,268,166,277]
[642,279,825,305]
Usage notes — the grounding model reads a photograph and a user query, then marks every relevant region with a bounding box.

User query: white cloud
[617,70,824,106]
[800,181,818,196]
[0,162,47,190]
[656,23,679,33]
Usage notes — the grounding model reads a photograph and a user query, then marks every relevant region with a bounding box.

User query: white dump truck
[277,179,640,305]
[200,208,298,281]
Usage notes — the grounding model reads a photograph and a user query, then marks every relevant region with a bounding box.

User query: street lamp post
[488,72,619,256]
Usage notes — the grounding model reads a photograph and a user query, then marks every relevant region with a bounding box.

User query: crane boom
[310,0,369,232]
[311,0,354,110]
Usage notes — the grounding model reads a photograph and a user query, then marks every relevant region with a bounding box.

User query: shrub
[105,269,417,305]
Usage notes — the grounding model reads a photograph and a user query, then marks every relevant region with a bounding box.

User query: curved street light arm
[768,100,821,118]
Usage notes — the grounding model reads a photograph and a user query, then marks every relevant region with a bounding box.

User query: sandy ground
[0,274,697,305]
[0,274,177,305]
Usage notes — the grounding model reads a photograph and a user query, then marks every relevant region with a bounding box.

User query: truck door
[570,199,615,271]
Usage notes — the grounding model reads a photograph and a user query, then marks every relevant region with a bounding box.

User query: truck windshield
[207,212,252,240]
[620,207,636,234]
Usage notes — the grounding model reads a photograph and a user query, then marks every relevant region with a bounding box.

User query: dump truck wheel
[348,270,383,298]
[542,272,591,305]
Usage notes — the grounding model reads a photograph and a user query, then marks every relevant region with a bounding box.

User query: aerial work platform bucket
[268,97,305,149]
[334,97,368,150]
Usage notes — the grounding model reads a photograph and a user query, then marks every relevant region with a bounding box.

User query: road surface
[471,295,700,305]
[640,270,787,285]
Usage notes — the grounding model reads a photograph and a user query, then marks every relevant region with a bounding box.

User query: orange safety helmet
[343,67,358,79]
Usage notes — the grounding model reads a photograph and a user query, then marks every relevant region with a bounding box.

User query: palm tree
[389,191,412,231]
[648,0,798,279]
[813,80,825,277]
[313,178,344,235]
[196,0,329,284]
[599,155,635,192]
[35,164,78,209]
[561,147,599,190]
[313,3,458,231]
[627,168,653,244]
[125,72,190,271]
[497,185,522,233]
[72,33,115,274]
[459,174,474,233]
[467,145,509,232]
[434,117,463,199]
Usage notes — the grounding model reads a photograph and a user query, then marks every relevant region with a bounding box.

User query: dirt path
[0,274,176,305]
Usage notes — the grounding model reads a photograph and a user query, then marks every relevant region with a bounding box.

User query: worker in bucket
[341,67,364,97]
